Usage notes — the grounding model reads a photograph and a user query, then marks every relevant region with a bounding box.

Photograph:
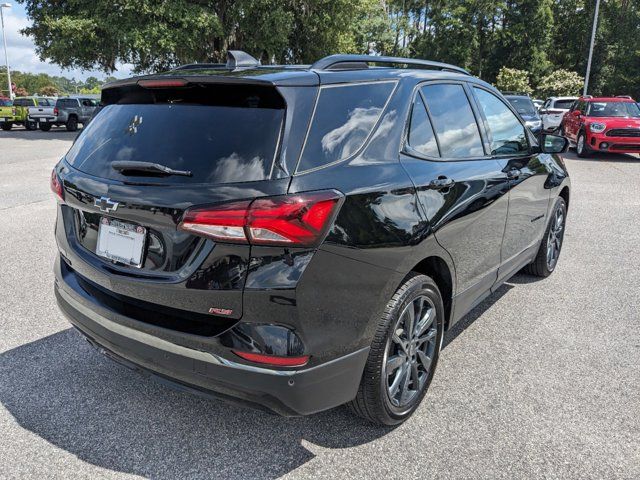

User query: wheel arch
[559,186,570,208]
[408,256,454,330]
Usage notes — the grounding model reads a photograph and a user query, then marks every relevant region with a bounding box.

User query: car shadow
[0,328,390,479]
[1,277,520,478]
[442,281,513,349]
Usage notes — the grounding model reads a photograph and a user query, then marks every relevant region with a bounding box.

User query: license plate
[41,119,49,122]
[96,218,146,267]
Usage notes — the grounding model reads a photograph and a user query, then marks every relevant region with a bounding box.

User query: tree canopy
[14,0,640,98]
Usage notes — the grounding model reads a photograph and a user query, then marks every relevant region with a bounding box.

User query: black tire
[0,122,12,131]
[524,197,567,277]
[66,116,78,132]
[576,131,590,158]
[24,120,37,131]
[39,123,52,132]
[348,273,444,425]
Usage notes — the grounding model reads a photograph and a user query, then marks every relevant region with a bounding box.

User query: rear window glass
[506,97,536,115]
[0,98,11,106]
[553,99,575,109]
[66,94,285,185]
[37,98,53,106]
[297,81,395,172]
[421,84,484,158]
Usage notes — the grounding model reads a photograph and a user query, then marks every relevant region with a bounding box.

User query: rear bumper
[54,257,369,416]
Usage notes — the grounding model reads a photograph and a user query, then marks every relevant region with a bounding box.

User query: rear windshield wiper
[111,161,192,177]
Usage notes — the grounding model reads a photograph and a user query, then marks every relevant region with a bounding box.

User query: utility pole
[0,3,12,99]
[583,0,600,96]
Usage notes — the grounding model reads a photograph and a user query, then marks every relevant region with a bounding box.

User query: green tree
[39,85,59,96]
[495,67,533,95]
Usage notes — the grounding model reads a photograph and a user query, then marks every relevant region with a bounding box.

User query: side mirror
[539,108,547,115]
[541,134,569,154]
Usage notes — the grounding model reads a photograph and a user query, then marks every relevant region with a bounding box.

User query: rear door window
[297,81,395,172]
[66,85,285,185]
[407,93,439,157]
[474,88,528,155]
[554,99,575,110]
[420,84,484,158]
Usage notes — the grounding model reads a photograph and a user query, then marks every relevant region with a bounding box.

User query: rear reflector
[233,350,309,367]
[50,169,64,200]
[178,190,343,247]
[138,79,189,88]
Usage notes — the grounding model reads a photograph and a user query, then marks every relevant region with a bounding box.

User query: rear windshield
[37,98,53,107]
[587,101,640,118]
[0,98,11,107]
[506,97,536,115]
[66,89,284,185]
[553,99,575,110]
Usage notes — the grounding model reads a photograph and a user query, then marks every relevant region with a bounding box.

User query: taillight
[178,190,343,247]
[50,168,64,200]
[53,107,59,116]
[232,350,309,367]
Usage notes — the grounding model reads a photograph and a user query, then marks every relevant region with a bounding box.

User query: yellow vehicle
[0,97,16,130]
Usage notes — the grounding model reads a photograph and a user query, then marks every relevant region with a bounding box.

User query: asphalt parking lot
[1,127,639,479]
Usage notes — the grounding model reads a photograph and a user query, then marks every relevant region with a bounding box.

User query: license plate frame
[96,217,147,268]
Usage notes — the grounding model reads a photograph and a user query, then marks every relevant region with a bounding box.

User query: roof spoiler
[310,54,470,75]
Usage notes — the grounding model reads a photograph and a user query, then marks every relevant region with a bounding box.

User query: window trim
[401,80,490,162]
[294,80,399,175]
[405,90,441,158]
[469,85,532,159]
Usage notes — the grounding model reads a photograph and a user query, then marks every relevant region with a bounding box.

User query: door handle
[428,176,455,190]
[506,168,522,179]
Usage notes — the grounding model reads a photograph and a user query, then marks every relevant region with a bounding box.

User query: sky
[1,3,133,80]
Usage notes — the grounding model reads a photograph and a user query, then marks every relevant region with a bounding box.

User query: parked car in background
[540,96,578,132]
[560,95,640,157]
[28,97,57,130]
[532,99,544,110]
[52,96,100,132]
[504,94,542,134]
[52,52,571,426]
[0,97,16,130]
[4,97,56,130]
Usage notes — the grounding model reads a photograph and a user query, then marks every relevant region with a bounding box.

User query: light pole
[0,3,11,99]
[583,0,600,96]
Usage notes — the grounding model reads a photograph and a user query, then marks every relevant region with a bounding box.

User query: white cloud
[1,7,132,80]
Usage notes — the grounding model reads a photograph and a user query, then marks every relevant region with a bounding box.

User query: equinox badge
[94,196,119,213]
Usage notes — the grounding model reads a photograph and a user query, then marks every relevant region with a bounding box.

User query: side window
[421,83,484,158]
[297,81,395,172]
[407,93,439,157]
[474,88,528,155]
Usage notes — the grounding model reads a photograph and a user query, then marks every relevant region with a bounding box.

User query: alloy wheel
[577,134,585,155]
[546,206,565,270]
[384,295,438,410]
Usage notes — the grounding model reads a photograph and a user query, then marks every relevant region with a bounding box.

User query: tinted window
[407,93,439,157]
[0,98,11,107]
[421,84,484,158]
[587,101,640,118]
[474,88,528,155]
[37,98,52,107]
[82,99,99,107]
[14,99,28,107]
[66,103,284,185]
[297,82,395,171]
[554,99,575,110]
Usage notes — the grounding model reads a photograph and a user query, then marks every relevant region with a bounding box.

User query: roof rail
[582,95,593,99]
[310,54,470,75]
[616,95,633,99]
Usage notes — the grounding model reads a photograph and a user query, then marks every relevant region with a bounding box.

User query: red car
[560,95,640,157]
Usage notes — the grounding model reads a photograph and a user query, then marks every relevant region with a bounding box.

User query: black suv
[52,52,570,425]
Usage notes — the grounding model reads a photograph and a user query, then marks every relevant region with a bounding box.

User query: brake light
[138,79,189,88]
[178,190,343,247]
[232,350,309,367]
[53,107,59,116]
[50,169,64,200]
